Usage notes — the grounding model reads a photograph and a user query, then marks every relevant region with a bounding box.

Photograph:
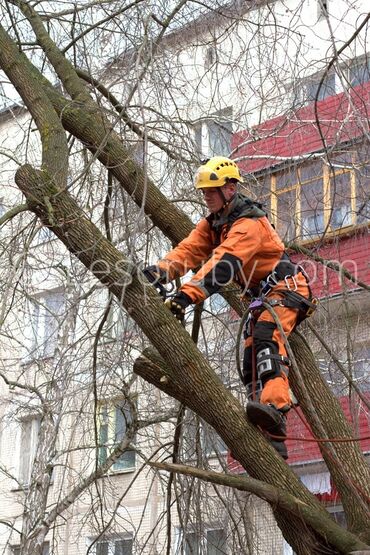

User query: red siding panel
[228,393,370,472]
[291,229,370,298]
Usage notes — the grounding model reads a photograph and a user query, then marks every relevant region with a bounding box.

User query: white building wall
[0,1,368,553]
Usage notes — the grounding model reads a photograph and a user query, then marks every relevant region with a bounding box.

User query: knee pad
[253,322,290,385]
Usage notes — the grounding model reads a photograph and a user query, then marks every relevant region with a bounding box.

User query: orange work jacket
[158,194,285,304]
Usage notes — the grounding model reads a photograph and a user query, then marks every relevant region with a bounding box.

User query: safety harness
[251,255,318,324]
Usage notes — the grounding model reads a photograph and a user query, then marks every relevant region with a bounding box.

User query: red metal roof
[232,82,370,173]
[228,393,370,473]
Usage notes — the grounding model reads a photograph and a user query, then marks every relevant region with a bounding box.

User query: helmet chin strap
[217,186,236,212]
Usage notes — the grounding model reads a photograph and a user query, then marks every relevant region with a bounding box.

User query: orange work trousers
[244,273,310,410]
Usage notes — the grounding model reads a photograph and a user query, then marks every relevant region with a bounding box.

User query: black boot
[269,439,288,460]
[246,402,288,459]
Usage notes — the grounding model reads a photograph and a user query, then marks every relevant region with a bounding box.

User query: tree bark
[289,332,370,540]
[13,163,365,553]
[1,12,369,550]
[149,461,370,555]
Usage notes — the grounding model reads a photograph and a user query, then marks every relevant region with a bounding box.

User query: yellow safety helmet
[194,156,244,189]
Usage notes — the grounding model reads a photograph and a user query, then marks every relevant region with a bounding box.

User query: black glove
[143,265,167,285]
[165,291,192,321]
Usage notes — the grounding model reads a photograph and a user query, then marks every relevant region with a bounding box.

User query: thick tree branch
[289,331,370,537]
[14,163,343,551]
[149,461,370,554]
[0,24,68,186]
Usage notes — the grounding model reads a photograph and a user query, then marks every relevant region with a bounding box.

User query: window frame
[256,148,369,243]
[12,542,49,555]
[24,289,65,361]
[97,398,136,474]
[193,108,233,158]
[17,415,40,487]
[291,53,370,107]
[181,412,227,461]
[175,526,227,555]
[87,534,133,555]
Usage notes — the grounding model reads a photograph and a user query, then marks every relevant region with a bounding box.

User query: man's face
[201,183,236,213]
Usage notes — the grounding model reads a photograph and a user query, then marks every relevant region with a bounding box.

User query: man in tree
[144,156,315,458]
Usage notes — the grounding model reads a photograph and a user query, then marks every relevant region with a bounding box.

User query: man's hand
[143,265,167,285]
[165,291,192,322]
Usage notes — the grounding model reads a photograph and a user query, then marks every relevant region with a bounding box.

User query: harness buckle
[305,297,319,317]
[284,275,298,291]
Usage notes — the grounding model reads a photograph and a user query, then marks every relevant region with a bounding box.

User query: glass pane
[113,449,136,471]
[353,347,370,391]
[99,406,109,465]
[185,532,199,555]
[331,510,347,528]
[275,168,299,191]
[19,421,32,483]
[44,291,65,357]
[349,58,370,87]
[115,539,133,555]
[242,177,271,214]
[207,529,227,555]
[113,403,135,471]
[328,152,354,167]
[300,179,324,239]
[208,119,232,156]
[300,160,323,182]
[275,189,297,242]
[330,172,352,229]
[306,72,336,101]
[355,169,370,224]
[96,542,109,555]
[202,423,227,456]
[194,124,202,155]
[355,140,370,165]
[209,294,228,314]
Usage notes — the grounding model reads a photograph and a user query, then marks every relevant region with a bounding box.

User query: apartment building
[0,0,369,553]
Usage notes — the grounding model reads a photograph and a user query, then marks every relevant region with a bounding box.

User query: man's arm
[158,218,214,280]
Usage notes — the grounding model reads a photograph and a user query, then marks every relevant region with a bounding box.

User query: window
[209,294,228,314]
[352,347,370,390]
[317,0,328,20]
[194,109,232,158]
[177,528,227,555]
[25,290,65,359]
[204,45,216,69]
[349,57,370,87]
[98,400,136,472]
[305,72,335,102]
[89,536,133,555]
[182,413,227,460]
[103,297,134,343]
[37,226,54,244]
[263,147,369,242]
[202,423,227,458]
[328,507,347,528]
[18,417,40,485]
[292,72,336,107]
[13,543,49,555]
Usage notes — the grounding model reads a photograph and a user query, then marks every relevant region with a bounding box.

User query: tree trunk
[14,163,370,554]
